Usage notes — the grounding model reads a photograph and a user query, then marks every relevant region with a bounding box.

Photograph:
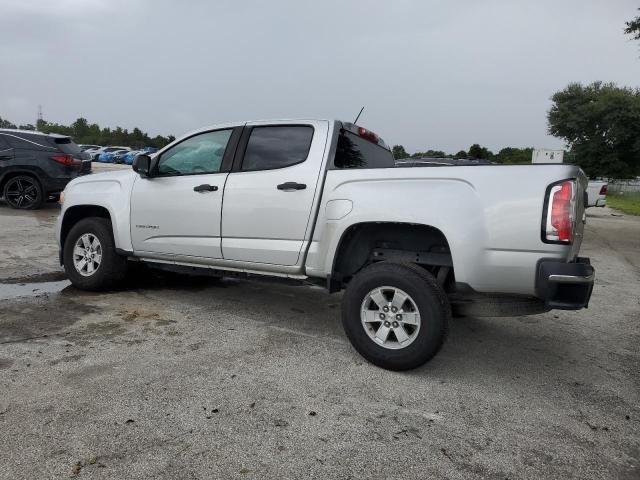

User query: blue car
[123,150,142,165]
[123,147,159,165]
[93,146,131,162]
[112,150,131,164]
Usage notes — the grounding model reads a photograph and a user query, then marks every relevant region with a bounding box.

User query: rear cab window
[333,124,394,169]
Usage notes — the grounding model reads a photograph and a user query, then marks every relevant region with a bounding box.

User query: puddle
[0,280,71,301]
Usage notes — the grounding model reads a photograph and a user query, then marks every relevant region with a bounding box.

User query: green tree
[468,144,493,160]
[625,8,640,41]
[0,117,17,128]
[392,145,409,159]
[3,115,175,149]
[71,117,89,138]
[495,147,533,164]
[454,150,467,159]
[548,82,640,178]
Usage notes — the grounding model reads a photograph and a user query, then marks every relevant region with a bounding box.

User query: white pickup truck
[56,120,595,370]
[586,180,608,207]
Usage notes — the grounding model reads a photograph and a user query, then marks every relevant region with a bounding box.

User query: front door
[130,128,236,259]
[221,121,329,266]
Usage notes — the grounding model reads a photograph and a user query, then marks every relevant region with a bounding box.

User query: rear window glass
[241,126,313,171]
[54,137,82,155]
[334,130,394,169]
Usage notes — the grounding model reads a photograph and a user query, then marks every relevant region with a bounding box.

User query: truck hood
[68,168,137,187]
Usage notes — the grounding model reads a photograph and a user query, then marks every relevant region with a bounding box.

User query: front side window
[157,129,232,175]
[241,126,313,171]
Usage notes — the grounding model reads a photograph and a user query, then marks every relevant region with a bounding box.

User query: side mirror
[132,154,152,177]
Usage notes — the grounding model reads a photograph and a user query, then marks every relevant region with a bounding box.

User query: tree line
[391,144,534,164]
[0,116,175,149]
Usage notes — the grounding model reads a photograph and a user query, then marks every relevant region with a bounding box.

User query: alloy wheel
[360,286,421,350]
[5,178,39,209]
[73,233,103,277]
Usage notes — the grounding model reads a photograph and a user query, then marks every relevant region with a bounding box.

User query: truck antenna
[353,106,364,124]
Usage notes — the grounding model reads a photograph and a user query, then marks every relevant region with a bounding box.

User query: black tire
[63,217,128,291]
[341,262,450,371]
[3,175,43,209]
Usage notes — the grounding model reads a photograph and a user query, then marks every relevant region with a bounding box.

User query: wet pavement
[0,201,639,479]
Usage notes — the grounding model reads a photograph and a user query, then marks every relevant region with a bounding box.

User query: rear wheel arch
[0,170,40,193]
[330,222,454,291]
[0,165,49,188]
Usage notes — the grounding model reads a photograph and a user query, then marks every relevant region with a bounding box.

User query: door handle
[193,184,218,192]
[277,182,306,191]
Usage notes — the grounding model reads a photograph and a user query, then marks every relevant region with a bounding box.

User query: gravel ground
[0,193,638,479]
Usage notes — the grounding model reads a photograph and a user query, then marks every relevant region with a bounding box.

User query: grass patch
[607,192,640,216]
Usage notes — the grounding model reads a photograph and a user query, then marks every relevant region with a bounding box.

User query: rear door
[221,120,329,266]
[0,135,13,164]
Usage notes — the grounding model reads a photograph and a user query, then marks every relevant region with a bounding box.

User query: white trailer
[532,149,564,164]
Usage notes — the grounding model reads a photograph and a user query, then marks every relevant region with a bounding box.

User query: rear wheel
[3,175,43,209]
[63,217,127,291]
[341,262,450,370]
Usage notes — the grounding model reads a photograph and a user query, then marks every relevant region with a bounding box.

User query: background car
[587,180,608,207]
[91,146,131,162]
[97,148,130,163]
[78,144,101,152]
[122,150,142,165]
[0,128,90,209]
[112,150,132,164]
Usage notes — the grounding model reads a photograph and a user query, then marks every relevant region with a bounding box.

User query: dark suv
[0,129,90,209]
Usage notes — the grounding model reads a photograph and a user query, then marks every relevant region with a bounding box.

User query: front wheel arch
[63,216,127,291]
[60,205,112,253]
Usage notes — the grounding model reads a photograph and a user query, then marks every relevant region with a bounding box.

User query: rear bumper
[41,163,89,193]
[536,257,594,310]
[40,176,73,194]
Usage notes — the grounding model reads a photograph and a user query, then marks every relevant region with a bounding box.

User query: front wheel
[341,262,450,370]
[63,217,128,291]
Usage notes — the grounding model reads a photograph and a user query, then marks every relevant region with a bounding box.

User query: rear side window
[334,130,394,169]
[3,134,50,150]
[241,126,313,171]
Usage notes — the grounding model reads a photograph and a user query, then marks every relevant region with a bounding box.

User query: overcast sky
[1,0,639,153]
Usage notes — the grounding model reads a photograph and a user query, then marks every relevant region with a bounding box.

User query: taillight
[50,154,81,167]
[357,127,379,144]
[544,180,576,243]
[599,184,608,195]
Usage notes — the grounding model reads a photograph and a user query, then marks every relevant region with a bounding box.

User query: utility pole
[37,104,43,127]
